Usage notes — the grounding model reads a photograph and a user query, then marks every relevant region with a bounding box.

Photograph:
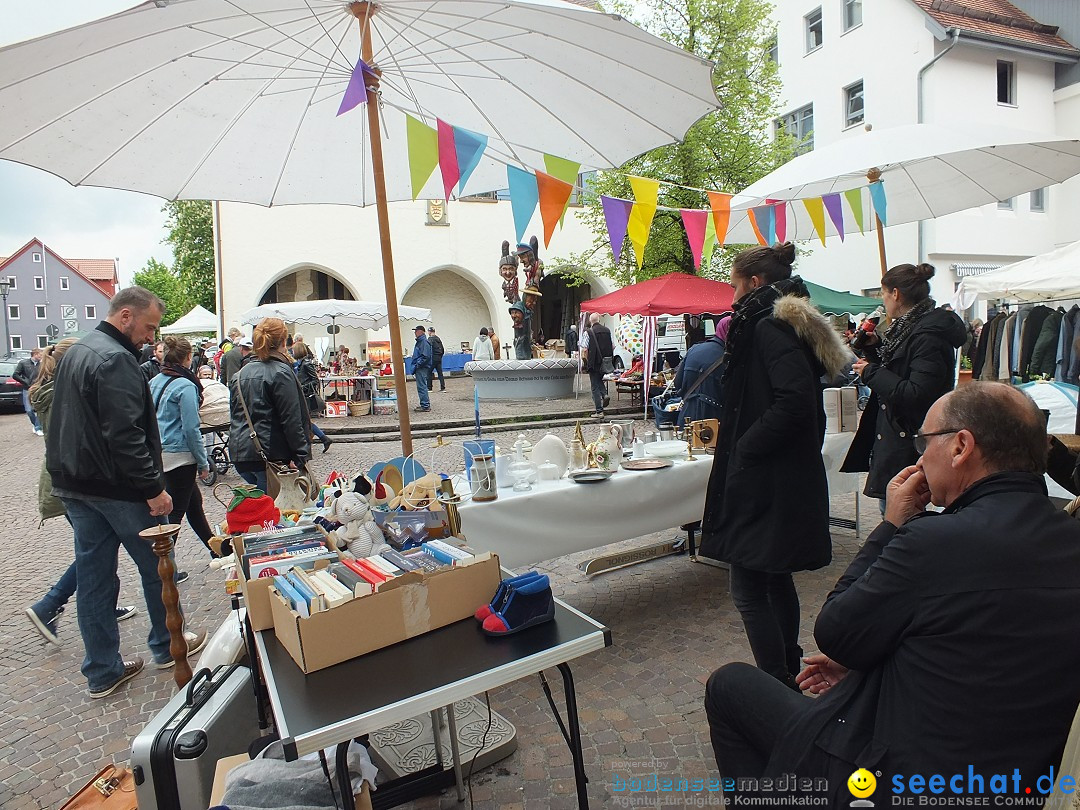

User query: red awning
[580,273,734,317]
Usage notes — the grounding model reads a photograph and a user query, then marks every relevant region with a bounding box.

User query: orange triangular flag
[536,171,575,247]
[746,208,767,246]
[706,191,731,245]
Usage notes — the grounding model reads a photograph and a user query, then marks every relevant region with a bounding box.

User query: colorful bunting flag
[701,211,718,268]
[437,120,461,201]
[822,194,845,242]
[746,208,766,246]
[706,191,731,246]
[507,166,539,243]
[627,176,660,269]
[405,115,439,200]
[751,205,776,246]
[453,126,488,195]
[868,181,888,226]
[802,197,827,246]
[336,59,376,116]
[601,196,634,265]
[680,209,709,269]
[767,200,787,243]
[544,155,581,227]
[536,172,574,247]
[844,188,866,234]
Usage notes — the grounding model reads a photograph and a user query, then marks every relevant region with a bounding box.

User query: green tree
[551,0,793,287]
[163,200,216,313]
[132,258,186,326]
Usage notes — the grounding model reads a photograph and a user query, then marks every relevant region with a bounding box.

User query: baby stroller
[200,424,232,486]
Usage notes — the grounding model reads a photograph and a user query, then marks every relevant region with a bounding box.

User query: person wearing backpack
[581,313,615,418]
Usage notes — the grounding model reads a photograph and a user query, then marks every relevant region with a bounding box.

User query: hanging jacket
[1029,309,1064,379]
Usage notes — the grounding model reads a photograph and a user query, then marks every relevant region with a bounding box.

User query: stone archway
[257,265,357,305]
[538,270,592,344]
[402,268,496,356]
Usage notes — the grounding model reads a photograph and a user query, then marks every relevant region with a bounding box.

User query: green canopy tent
[803,280,882,318]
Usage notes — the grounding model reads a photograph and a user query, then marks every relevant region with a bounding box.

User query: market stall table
[252,599,610,810]
[322,375,376,402]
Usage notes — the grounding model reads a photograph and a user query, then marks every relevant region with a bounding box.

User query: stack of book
[240,525,337,581]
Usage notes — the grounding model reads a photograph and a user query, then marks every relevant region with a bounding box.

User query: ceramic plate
[621,457,674,471]
[569,469,615,484]
[645,440,689,458]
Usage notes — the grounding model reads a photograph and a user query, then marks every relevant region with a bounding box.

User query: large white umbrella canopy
[0,0,720,206]
[160,303,219,334]
[239,298,430,329]
[957,239,1080,303]
[725,123,1080,244]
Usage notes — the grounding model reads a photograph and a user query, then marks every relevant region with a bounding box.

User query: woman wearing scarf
[841,264,966,510]
[150,336,215,564]
[699,243,850,688]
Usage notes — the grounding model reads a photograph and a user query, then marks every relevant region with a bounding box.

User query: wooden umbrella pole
[867,168,887,276]
[352,1,413,456]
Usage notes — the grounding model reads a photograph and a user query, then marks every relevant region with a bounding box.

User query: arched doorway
[258,266,356,305]
[402,268,495,357]
[538,270,592,344]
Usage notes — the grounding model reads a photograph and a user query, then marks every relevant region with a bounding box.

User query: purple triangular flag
[601,196,634,265]
[822,194,845,242]
[337,59,377,117]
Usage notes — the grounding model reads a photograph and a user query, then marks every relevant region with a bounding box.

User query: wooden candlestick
[139,524,191,689]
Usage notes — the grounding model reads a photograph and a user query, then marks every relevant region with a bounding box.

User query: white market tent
[238,299,430,331]
[160,304,218,335]
[957,240,1080,303]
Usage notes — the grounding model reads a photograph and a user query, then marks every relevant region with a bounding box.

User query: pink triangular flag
[437,119,460,201]
[767,199,787,243]
[680,209,709,269]
[601,196,634,265]
[822,194,845,242]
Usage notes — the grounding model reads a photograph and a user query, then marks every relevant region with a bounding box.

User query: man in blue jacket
[411,324,432,412]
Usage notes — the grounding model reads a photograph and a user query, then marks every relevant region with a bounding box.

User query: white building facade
[770,0,1080,310]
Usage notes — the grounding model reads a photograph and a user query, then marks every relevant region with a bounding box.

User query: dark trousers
[729,565,803,682]
[704,662,813,785]
[163,464,215,555]
[429,359,445,390]
[588,369,608,412]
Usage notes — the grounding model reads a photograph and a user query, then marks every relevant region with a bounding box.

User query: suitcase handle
[185,667,213,707]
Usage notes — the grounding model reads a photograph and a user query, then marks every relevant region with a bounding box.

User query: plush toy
[329,491,386,557]
[387,473,442,511]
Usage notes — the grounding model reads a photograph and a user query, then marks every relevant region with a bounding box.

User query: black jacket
[564,328,578,353]
[766,473,1080,805]
[229,355,311,470]
[585,324,614,372]
[13,357,37,388]
[140,357,160,381]
[47,322,165,502]
[429,335,445,360]
[841,307,966,498]
[699,293,849,571]
[220,346,244,385]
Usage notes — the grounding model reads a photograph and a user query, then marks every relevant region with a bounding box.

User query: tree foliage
[132,200,216,326]
[132,258,187,327]
[551,0,793,288]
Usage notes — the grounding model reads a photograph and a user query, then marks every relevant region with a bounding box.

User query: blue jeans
[589,370,607,412]
[239,468,268,492]
[23,390,39,429]
[311,422,328,443]
[415,367,431,409]
[32,561,78,620]
[62,496,174,691]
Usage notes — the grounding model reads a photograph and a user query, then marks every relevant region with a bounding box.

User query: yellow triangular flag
[802,197,827,246]
[701,209,718,268]
[627,176,660,270]
[406,115,439,200]
[544,154,580,228]
[844,188,866,235]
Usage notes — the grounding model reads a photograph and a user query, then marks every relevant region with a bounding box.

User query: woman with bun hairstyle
[229,317,311,493]
[149,336,214,563]
[841,263,966,506]
[699,243,850,688]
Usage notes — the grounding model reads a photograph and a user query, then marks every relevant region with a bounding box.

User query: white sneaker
[34,428,43,436]
[152,629,209,669]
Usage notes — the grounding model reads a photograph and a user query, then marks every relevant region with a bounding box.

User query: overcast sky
[0,2,175,285]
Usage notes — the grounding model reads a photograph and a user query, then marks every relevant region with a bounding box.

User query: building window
[37,335,49,349]
[59,276,69,290]
[843,0,862,31]
[844,80,864,128]
[997,60,1015,105]
[997,197,1014,210]
[35,305,46,319]
[32,252,41,263]
[1030,187,1047,212]
[805,8,823,52]
[767,34,779,63]
[34,276,44,290]
[5,276,14,290]
[8,305,18,320]
[777,104,815,154]
[85,305,96,320]
[10,336,21,351]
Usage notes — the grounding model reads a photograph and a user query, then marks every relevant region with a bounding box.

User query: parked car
[0,361,25,409]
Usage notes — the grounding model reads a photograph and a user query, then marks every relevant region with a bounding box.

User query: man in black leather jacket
[13,348,42,433]
[47,287,206,699]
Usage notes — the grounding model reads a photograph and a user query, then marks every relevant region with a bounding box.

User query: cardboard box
[210,754,373,810]
[325,400,348,418]
[839,386,859,433]
[236,530,335,632]
[270,552,501,673]
[822,388,842,434]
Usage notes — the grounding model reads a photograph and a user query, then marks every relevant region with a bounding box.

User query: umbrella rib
[299,0,355,75]
[218,0,354,76]
[894,160,938,219]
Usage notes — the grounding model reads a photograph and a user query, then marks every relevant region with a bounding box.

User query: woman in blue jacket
[150,336,215,562]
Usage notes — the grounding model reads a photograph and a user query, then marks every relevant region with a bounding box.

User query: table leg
[444,705,466,801]
[431,710,446,770]
[855,490,861,540]
[556,663,590,810]
[336,741,356,810]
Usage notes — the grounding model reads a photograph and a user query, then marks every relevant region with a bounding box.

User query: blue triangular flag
[868,181,888,226]
[453,126,488,195]
[507,166,539,243]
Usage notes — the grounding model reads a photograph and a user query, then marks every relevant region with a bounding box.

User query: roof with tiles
[0,241,117,297]
[912,0,1078,54]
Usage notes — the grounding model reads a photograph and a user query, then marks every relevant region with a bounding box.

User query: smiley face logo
[848,769,877,799]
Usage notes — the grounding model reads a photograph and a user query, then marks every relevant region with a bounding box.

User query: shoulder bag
[589,328,616,374]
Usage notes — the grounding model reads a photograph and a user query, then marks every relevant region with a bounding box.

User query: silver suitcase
[130,664,260,810]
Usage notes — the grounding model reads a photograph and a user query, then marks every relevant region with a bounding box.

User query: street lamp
[0,278,10,358]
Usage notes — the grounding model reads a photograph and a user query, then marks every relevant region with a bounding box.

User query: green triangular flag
[844,187,866,235]
[544,154,581,227]
[406,115,440,200]
[701,206,718,268]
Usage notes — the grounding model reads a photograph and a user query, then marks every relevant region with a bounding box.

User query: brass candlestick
[139,524,191,689]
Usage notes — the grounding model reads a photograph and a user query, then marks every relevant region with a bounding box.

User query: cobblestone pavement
[0,393,874,809]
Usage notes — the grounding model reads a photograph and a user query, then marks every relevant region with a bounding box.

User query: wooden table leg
[139,524,191,689]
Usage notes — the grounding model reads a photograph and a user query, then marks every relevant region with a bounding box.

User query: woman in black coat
[841,263,966,503]
[699,243,849,687]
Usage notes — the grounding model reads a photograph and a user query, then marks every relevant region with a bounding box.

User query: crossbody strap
[152,375,179,413]
[683,353,726,399]
[234,367,268,462]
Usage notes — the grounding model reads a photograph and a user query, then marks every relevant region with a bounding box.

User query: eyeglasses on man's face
[913,429,960,455]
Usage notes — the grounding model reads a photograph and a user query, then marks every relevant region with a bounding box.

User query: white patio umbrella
[0,0,720,457]
[238,299,431,330]
[726,123,1080,272]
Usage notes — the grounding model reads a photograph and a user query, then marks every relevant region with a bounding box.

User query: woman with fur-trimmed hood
[699,242,851,689]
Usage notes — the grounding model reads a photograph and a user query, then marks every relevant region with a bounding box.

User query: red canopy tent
[579,274,735,418]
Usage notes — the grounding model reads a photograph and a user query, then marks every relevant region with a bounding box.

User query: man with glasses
[705,382,1080,805]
